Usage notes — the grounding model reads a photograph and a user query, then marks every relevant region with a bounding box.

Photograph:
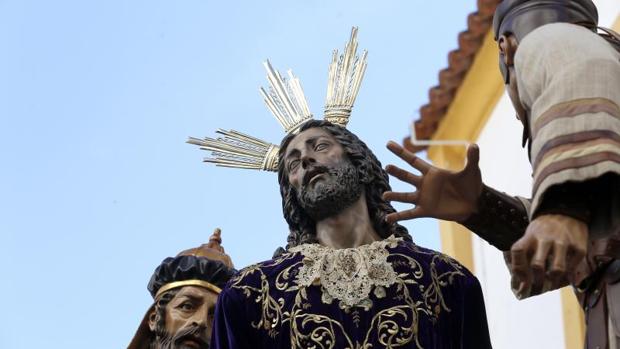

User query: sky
[0,1,477,347]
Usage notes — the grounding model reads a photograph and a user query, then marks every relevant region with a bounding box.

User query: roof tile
[407,0,501,151]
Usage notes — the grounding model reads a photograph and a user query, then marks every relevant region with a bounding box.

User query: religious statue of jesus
[189,28,493,349]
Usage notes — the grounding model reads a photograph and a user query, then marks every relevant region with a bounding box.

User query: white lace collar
[289,235,401,309]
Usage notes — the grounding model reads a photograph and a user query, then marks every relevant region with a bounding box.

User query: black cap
[493,0,598,42]
[147,255,236,299]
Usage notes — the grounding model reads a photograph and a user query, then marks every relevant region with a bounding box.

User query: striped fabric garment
[514,22,620,216]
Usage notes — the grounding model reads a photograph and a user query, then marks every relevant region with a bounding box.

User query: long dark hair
[150,289,180,348]
[278,119,412,249]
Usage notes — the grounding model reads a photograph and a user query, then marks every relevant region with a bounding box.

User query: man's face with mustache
[284,127,362,220]
[149,286,217,349]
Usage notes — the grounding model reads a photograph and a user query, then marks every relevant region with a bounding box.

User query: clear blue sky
[0,1,476,347]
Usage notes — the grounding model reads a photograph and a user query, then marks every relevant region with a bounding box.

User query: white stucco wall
[596,0,620,29]
[474,94,566,349]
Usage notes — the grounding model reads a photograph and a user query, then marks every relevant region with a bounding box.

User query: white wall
[596,0,620,29]
[474,94,566,349]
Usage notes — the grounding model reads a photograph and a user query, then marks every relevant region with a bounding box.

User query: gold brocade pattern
[228,240,466,348]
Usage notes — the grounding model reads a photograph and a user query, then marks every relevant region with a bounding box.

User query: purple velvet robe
[211,239,492,348]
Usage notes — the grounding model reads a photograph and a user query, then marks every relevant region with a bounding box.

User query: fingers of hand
[515,279,532,299]
[511,216,587,296]
[531,239,552,272]
[386,141,430,174]
[384,208,423,223]
[510,274,521,292]
[510,241,530,273]
[568,239,587,266]
[530,239,552,294]
[510,274,533,300]
[382,191,419,204]
[510,240,532,297]
[566,248,586,277]
[548,242,568,287]
[563,222,587,278]
[385,164,422,186]
[465,144,480,169]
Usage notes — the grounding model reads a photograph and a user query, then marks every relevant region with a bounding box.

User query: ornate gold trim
[155,280,222,299]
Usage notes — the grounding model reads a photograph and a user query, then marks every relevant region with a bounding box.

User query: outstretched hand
[382,141,483,223]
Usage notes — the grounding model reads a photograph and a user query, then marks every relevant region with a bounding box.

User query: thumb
[464,143,480,172]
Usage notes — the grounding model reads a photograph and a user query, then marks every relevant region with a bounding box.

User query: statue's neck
[315,194,381,249]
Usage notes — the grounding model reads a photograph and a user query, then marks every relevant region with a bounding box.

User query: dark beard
[151,323,209,349]
[297,160,362,221]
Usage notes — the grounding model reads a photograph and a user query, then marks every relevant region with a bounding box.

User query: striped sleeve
[514,23,620,216]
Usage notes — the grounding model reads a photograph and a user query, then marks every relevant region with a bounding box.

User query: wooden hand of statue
[508,214,588,298]
[382,141,483,223]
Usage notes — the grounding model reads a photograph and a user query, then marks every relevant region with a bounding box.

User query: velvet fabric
[211,239,492,348]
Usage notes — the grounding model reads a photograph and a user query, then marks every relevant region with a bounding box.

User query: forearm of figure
[466,179,599,249]
[460,185,529,251]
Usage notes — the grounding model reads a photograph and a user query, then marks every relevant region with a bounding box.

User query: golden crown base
[323,107,352,127]
[261,144,280,172]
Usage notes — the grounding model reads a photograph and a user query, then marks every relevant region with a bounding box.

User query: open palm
[382,141,483,223]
